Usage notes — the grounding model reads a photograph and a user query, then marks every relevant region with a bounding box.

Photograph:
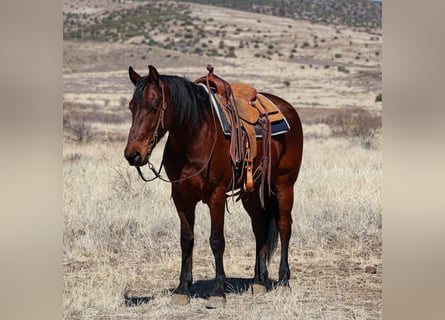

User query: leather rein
[136,78,218,184]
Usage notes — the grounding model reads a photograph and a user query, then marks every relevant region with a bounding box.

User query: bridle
[136,78,218,184]
[135,84,167,182]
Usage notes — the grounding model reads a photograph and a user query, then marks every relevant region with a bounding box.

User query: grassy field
[63,0,381,318]
[63,125,381,319]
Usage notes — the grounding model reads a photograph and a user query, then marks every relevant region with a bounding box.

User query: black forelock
[133,76,150,105]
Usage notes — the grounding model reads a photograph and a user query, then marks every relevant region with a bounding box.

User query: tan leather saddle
[194,66,286,206]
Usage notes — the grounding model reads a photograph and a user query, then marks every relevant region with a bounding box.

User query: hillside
[178,0,382,29]
[64,0,381,55]
[63,0,382,112]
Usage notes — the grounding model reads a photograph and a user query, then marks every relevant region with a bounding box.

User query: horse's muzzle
[125,151,145,166]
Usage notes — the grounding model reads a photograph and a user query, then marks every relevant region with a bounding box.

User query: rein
[136,78,218,184]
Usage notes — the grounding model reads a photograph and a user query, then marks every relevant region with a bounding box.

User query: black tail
[264,194,279,263]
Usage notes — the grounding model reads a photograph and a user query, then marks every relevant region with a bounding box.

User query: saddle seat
[230,82,284,124]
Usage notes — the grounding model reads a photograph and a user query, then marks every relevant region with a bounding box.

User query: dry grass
[63,130,381,319]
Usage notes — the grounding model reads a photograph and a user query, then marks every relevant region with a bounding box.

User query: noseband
[136,78,218,184]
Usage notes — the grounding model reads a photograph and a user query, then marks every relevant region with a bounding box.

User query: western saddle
[194,65,286,207]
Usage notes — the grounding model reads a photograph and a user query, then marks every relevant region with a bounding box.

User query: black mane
[133,75,210,129]
[162,75,210,129]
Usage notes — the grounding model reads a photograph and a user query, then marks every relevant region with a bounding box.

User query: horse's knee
[209,236,225,254]
[180,233,194,251]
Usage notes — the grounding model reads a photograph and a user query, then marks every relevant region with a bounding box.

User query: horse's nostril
[132,152,142,165]
[126,151,142,166]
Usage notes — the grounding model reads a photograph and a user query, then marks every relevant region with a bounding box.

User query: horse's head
[124,65,170,167]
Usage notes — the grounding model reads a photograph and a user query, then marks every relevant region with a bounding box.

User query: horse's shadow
[124,277,278,306]
[191,277,252,298]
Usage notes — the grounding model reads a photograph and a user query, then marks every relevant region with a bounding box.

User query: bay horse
[124,65,303,306]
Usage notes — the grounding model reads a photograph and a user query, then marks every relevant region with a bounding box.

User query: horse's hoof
[205,295,226,309]
[275,285,292,295]
[251,283,267,295]
[171,293,190,306]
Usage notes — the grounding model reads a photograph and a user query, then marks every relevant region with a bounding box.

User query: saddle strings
[136,77,219,184]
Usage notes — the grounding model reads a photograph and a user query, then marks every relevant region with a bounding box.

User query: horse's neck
[167,114,214,158]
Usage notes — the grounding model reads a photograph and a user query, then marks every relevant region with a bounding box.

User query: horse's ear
[129,66,141,86]
[148,65,160,86]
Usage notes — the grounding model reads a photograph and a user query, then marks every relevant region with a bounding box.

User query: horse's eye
[150,101,158,113]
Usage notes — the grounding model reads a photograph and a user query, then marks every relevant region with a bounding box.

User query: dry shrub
[64,152,82,162]
[63,102,130,143]
[112,165,139,196]
[63,111,92,143]
[303,123,332,139]
[324,109,381,149]
[82,110,128,124]
[300,108,382,148]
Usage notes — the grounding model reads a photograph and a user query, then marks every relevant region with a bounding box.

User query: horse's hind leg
[171,189,196,304]
[242,192,273,293]
[275,182,295,287]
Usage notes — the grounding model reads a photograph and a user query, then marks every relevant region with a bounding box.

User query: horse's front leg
[206,188,227,308]
[171,189,196,305]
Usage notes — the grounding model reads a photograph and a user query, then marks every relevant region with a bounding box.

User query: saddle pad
[198,84,290,138]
